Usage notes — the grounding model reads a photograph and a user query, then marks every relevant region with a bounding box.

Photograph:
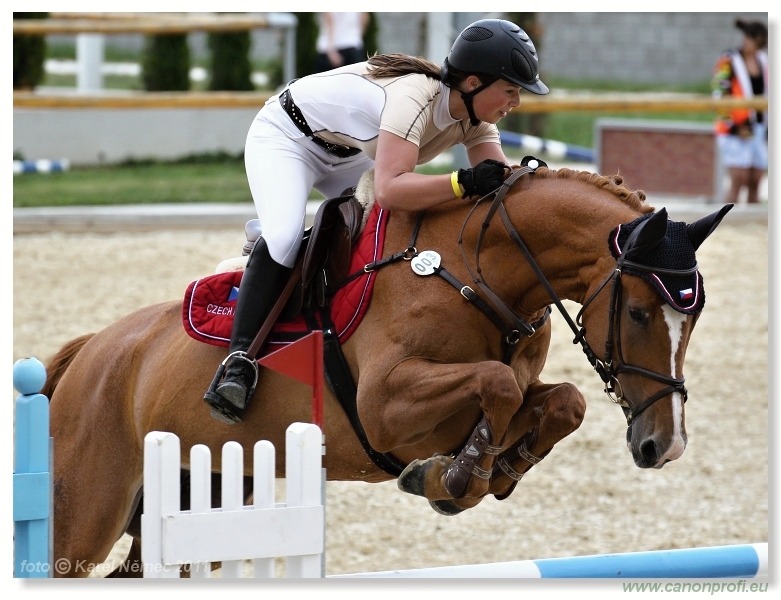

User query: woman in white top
[204,18,549,424]
[313,12,369,73]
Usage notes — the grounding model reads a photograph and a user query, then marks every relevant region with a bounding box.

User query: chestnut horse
[42,166,731,577]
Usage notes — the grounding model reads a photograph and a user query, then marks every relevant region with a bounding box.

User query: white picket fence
[141,423,324,578]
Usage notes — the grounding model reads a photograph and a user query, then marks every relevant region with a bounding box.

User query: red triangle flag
[258,331,324,426]
[258,331,320,386]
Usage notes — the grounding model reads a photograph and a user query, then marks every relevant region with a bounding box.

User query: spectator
[313,12,369,73]
[712,19,768,204]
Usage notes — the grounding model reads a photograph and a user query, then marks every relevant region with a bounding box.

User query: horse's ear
[623,207,668,258]
[687,204,734,250]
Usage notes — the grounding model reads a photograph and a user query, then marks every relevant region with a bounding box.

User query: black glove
[457,159,507,198]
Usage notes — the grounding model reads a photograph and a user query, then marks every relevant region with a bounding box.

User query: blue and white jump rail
[13,158,70,175]
[336,543,768,579]
[13,357,52,578]
[499,130,594,163]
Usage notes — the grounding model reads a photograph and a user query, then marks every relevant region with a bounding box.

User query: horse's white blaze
[660,304,687,462]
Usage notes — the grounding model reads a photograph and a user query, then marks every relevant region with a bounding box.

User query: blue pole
[13,159,70,175]
[500,130,594,163]
[13,357,52,578]
[534,544,764,578]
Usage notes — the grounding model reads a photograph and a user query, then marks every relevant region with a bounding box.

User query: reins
[458,164,689,425]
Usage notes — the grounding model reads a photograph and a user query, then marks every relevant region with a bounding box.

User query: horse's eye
[628,307,649,324]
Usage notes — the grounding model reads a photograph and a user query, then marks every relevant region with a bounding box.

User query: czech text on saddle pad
[182,204,387,354]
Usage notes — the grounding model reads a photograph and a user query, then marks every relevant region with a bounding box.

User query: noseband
[461,165,691,425]
[574,264,690,424]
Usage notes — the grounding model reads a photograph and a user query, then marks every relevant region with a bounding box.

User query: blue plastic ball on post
[13,357,47,396]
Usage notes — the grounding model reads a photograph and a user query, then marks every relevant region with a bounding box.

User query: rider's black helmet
[443,19,549,95]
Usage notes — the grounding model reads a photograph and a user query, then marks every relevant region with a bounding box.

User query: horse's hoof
[397,455,452,498]
[428,499,465,516]
[397,458,428,497]
[398,459,469,514]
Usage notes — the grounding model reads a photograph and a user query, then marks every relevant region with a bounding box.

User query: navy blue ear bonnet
[609,214,704,314]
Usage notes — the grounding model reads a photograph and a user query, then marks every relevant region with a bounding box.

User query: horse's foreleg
[489,381,586,500]
[50,394,143,577]
[363,359,523,506]
[104,536,142,578]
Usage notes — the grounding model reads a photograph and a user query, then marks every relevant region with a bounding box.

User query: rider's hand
[457,159,507,198]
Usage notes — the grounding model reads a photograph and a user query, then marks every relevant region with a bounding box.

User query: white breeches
[244,102,374,268]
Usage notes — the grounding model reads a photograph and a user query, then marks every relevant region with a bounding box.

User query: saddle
[243,191,367,359]
[299,191,366,310]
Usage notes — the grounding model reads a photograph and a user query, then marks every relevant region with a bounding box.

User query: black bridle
[460,165,691,425]
[573,263,691,424]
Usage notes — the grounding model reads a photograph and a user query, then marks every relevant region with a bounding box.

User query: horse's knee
[542,383,586,435]
[477,362,524,433]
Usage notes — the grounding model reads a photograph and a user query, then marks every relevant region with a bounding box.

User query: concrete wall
[13,107,260,165]
[538,12,767,86]
[352,11,764,85]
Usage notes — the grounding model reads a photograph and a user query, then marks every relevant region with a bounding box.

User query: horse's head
[576,203,733,468]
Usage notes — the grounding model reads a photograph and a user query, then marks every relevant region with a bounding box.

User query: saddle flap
[302,194,365,288]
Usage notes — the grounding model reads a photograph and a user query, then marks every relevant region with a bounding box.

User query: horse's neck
[481,191,638,312]
[379,182,639,314]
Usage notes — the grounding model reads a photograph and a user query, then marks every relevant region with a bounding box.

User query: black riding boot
[203,238,291,424]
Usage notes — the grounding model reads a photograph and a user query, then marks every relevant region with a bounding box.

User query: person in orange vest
[712,19,768,204]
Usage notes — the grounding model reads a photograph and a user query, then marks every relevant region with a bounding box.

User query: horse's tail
[41,333,95,400]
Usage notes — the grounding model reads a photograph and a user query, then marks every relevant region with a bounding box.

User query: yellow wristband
[450,171,464,198]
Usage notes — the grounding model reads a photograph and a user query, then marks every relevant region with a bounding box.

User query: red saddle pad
[182,204,387,350]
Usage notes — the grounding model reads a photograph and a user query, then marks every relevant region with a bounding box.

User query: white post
[141,432,182,578]
[219,441,245,578]
[427,13,469,169]
[76,33,104,93]
[268,12,298,84]
[253,440,276,578]
[188,445,212,578]
[284,423,324,578]
[425,13,453,63]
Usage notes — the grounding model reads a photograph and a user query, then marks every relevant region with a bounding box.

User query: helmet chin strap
[460,79,496,126]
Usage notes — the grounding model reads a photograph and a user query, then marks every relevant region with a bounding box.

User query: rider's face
[471,78,522,124]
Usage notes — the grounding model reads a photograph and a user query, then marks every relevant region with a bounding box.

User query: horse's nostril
[640,439,659,466]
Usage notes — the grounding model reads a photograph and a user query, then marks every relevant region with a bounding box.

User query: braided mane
[534,167,654,214]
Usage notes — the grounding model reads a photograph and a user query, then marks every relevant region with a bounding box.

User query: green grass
[543,111,713,149]
[501,77,714,149]
[13,159,251,207]
[14,159,444,208]
[546,76,711,95]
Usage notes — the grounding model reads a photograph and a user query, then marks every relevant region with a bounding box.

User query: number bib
[411,250,441,276]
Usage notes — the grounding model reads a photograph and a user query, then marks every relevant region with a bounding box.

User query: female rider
[204,18,549,424]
